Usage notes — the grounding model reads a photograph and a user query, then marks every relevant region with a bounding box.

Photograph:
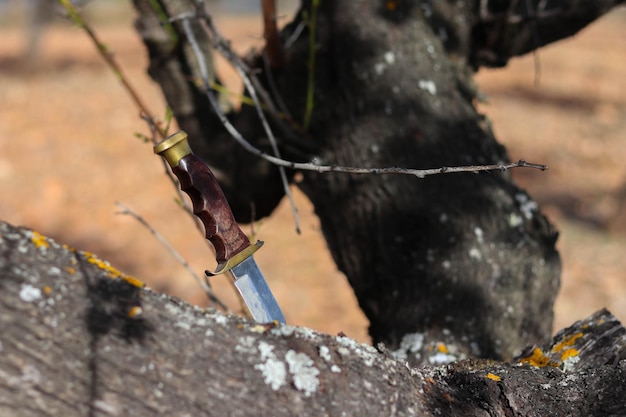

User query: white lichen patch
[270,324,295,337]
[164,302,184,316]
[214,314,229,326]
[319,345,332,363]
[293,326,318,341]
[253,340,287,391]
[195,318,209,327]
[508,212,523,228]
[562,355,580,373]
[164,302,201,332]
[19,284,42,302]
[474,227,484,243]
[428,352,457,365]
[418,80,437,95]
[515,193,538,220]
[393,332,425,360]
[258,341,276,359]
[234,336,258,355]
[335,335,379,367]
[269,324,319,342]
[255,358,287,391]
[195,309,228,327]
[173,321,191,331]
[319,345,341,373]
[285,350,320,397]
[468,247,482,260]
[337,346,351,357]
[374,52,396,76]
[384,51,396,65]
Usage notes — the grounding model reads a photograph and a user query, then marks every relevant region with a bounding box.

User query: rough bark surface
[471,0,626,67]
[131,0,620,361]
[1,222,626,417]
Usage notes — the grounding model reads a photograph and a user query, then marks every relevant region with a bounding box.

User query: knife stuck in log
[155,131,286,324]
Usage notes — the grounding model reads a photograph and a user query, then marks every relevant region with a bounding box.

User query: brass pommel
[154,130,192,167]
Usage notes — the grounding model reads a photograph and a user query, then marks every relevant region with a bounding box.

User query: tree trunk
[132,0,623,362]
[2,221,625,417]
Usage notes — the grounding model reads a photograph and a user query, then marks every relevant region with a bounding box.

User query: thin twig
[261,52,295,124]
[55,0,239,313]
[262,0,283,69]
[115,202,229,312]
[176,10,548,182]
[525,0,542,87]
[303,0,319,131]
[182,13,302,234]
[200,15,302,234]
[57,0,165,140]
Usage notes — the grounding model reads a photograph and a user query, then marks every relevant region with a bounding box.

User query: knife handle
[154,131,258,270]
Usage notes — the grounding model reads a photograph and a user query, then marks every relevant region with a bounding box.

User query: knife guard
[155,131,261,272]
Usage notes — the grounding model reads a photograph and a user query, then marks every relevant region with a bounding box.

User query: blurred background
[1,0,624,343]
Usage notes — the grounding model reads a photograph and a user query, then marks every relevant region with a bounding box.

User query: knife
[154,130,286,324]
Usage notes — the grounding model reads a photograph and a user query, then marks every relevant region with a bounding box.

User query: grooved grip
[155,132,251,264]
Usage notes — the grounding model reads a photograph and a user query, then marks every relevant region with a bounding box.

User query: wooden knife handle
[155,131,250,264]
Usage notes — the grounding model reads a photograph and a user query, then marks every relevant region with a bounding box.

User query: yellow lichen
[121,275,145,288]
[82,251,144,288]
[486,373,501,382]
[43,286,52,295]
[385,0,398,11]
[127,306,143,318]
[65,266,76,275]
[519,347,559,368]
[561,348,579,361]
[437,343,448,354]
[31,231,50,249]
[552,332,583,353]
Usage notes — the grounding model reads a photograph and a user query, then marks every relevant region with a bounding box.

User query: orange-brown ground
[1,3,625,344]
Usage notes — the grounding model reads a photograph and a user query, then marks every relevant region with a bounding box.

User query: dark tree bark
[1,221,626,417]
[131,0,623,364]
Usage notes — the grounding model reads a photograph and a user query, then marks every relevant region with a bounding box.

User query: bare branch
[175,12,548,181]
[57,0,165,140]
[115,202,229,312]
[262,0,283,69]
[180,11,302,234]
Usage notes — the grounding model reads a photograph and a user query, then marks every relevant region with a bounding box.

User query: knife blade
[154,131,286,324]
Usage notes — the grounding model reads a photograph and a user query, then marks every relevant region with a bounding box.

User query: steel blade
[230,257,286,324]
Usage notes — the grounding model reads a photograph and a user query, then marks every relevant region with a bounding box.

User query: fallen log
[1,220,625,416]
